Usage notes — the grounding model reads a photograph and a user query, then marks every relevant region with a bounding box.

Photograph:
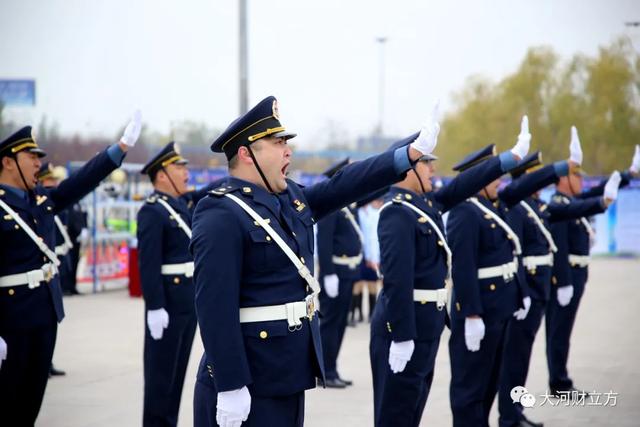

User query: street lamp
[376,36,387,137]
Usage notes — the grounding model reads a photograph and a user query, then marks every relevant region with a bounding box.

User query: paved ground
[39,258,640,426]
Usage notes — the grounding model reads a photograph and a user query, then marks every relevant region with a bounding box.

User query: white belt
[478,258,518,281]
[161,262,195,278]
[331,253,363,270]
[522,253,553,270]
[55,244,70,256]
[568,254,590,268]
[239,295,316,330]
[0,263,58,289]
[413,288,448,311]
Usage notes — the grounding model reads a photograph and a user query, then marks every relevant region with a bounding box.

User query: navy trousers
[449,317,509,427]
[318,278,354,379]
[194,378,305,427]
[0,315,57,426]
[143,311,197,427]
[370,331,440,427]
[498,299,546,427]
[545,266,588,390]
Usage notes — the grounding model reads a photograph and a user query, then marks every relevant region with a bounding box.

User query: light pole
[376,36,388,137]
[239,0,249,114]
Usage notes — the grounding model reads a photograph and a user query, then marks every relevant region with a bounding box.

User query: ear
[1,155,14,170]
[236,146,254,165]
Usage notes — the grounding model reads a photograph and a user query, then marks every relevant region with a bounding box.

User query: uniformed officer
[316,157,361,388]
[370,114,530,427]
[545,129,637,397]
[37,163,72,377]
[138,141,220,427]
[446,117,559,427]
[190,95,438,427]
[0,111,141,426]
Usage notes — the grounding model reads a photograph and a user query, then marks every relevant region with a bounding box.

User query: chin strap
[410,166,427,195]
[12,156,35,199]
[161,166,182,196]
[246,145,274,194]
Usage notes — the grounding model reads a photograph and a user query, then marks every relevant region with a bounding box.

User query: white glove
[631,145,640,174]
[513,296,532,321]
[147,308,169,340]
[217,386,251,427]
[464,317,485,352]
[603,170,621,201]
[0,336,6,370]
[557,285,574,307]
[323,274,339,298]
[120,109,142,147]
[388,340,415,374]
[409,100,440,156]
[510,115,531,159]
[569,126,583,165]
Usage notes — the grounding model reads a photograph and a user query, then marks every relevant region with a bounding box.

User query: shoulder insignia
[146,195,157,204]
[0,189,5,196]
[209,186,228,196]
[418,216,427,223]
[36,195,48,206]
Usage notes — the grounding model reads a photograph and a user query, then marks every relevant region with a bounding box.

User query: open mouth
[281,163,290,178]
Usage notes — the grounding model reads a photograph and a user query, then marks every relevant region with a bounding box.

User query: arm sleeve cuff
[553,161,569,177]
[499,151,517,172]
[393,146,412,174]
[107,144,126,165]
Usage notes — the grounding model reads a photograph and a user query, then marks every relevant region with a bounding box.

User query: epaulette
[391,193,403,204]
[209,184,238,197]
[146,195,157,204]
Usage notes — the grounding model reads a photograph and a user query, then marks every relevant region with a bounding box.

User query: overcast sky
[1,0,638,149]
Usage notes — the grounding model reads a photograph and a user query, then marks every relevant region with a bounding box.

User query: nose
[284,144,292,158]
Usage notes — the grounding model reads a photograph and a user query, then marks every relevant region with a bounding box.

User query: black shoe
[549,386,589,399]
[49,365,66,376]
[518,415,543,427]
[337,375,353,386]
[319,377,347,389]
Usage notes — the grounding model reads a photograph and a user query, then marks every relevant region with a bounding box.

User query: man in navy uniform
[446,116,566,427]
[316,157,361,388]
[370,114,530,427]
[545,129,637,397]
[0,111,141,426]
[190,95,439,427]
[138,141,220,427]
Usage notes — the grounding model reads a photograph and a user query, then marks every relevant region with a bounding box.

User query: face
[161,163,190,194]
[483,177,501,200]
[568,172,583,194]
[251,136,292,193]
[15,151,42,190]
[414,160,435,193]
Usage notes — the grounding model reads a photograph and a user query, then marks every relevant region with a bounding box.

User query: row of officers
[0,98,638,427]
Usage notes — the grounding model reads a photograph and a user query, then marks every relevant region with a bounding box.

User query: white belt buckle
[26,270,40,289]
[436,289,447,311]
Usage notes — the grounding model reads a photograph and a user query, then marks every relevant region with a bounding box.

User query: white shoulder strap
[519,201,557,252]
[468,197,522,255]
[0,198,60,267]
[579,217,595,239]
[54,215,74,251]
[225,193,321,296]
[157,198,192,239]
[381,200,452,279]
[341,207,364,245]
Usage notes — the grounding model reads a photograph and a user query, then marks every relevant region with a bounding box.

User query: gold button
[14,224,19,230]
[266,236,272,242]
[484,214,492,219]
[8,289,15,296]
[455,302,461,311]
[421,300,427,305]
[0,189,4,195]
[437,240,444,246]
[491,224,496,229]
[47,206,52,211]
[173,277,180,284]
[428,200,433,207]
[259,331,268,339]
[507,235,512,240]
[489,284,496,291]
[405,194,412,200]
[552,276,557,285]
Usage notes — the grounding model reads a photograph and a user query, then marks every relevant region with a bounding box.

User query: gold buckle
[306,297,315,321]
